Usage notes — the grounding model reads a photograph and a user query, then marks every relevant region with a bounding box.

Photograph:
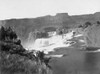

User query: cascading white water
[26,31,75,54]
[27,31,83,54]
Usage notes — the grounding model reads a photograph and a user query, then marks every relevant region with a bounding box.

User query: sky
[0,0,100,20]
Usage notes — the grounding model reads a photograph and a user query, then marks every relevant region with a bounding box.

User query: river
[26,31,100,74]
[49,47,100,74]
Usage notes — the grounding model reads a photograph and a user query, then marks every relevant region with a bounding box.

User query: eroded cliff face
[0,12,100,45]
[0,12,100,46]
[83,23,100,47]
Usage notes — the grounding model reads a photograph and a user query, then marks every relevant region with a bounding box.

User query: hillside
[0,26,52,74]
[0,12,100,45]
[83,21,100,47]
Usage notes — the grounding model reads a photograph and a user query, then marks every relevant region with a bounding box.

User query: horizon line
[0,11,100,21]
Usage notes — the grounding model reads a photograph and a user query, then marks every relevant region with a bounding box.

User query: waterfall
[24,27,100,54]
[25,31,75,54]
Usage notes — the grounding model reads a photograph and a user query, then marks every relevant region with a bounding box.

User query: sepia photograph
[0,0,100,74]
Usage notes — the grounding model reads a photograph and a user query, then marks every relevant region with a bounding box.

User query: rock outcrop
[83,21,100,47]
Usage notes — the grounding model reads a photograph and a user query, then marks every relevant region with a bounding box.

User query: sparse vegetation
[0,26,52,74]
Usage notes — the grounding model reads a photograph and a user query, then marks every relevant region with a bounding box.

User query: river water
[49,47,100,74]
[26,32,100,74]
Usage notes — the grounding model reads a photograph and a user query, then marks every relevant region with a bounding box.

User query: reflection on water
[50,48,100,74]
[84,53,98,70]
[83,53,99,74]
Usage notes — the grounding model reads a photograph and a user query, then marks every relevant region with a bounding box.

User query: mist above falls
[25,31,76,54]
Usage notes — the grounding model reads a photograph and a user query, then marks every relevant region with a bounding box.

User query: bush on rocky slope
[0,26,52,74]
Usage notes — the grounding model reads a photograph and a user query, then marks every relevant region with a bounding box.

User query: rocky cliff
[83,21,100,47]
[0,12,100,46]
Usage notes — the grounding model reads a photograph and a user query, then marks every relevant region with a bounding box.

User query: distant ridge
[0,12,100,44]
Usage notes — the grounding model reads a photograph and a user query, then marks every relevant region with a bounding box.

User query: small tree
[97,21,100,24]
[83,21,92,29]
[0,26,6,40]
[78,25,83,28]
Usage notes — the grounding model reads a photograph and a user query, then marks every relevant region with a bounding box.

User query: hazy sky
[0,0,100,20]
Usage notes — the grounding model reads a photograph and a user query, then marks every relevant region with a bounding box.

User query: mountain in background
[0,12,100,45]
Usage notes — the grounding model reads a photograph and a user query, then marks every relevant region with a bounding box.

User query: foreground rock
[0,26,52,74]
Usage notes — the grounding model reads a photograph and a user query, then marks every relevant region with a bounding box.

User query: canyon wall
[0,12,100,46]
[83,22,100,47]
